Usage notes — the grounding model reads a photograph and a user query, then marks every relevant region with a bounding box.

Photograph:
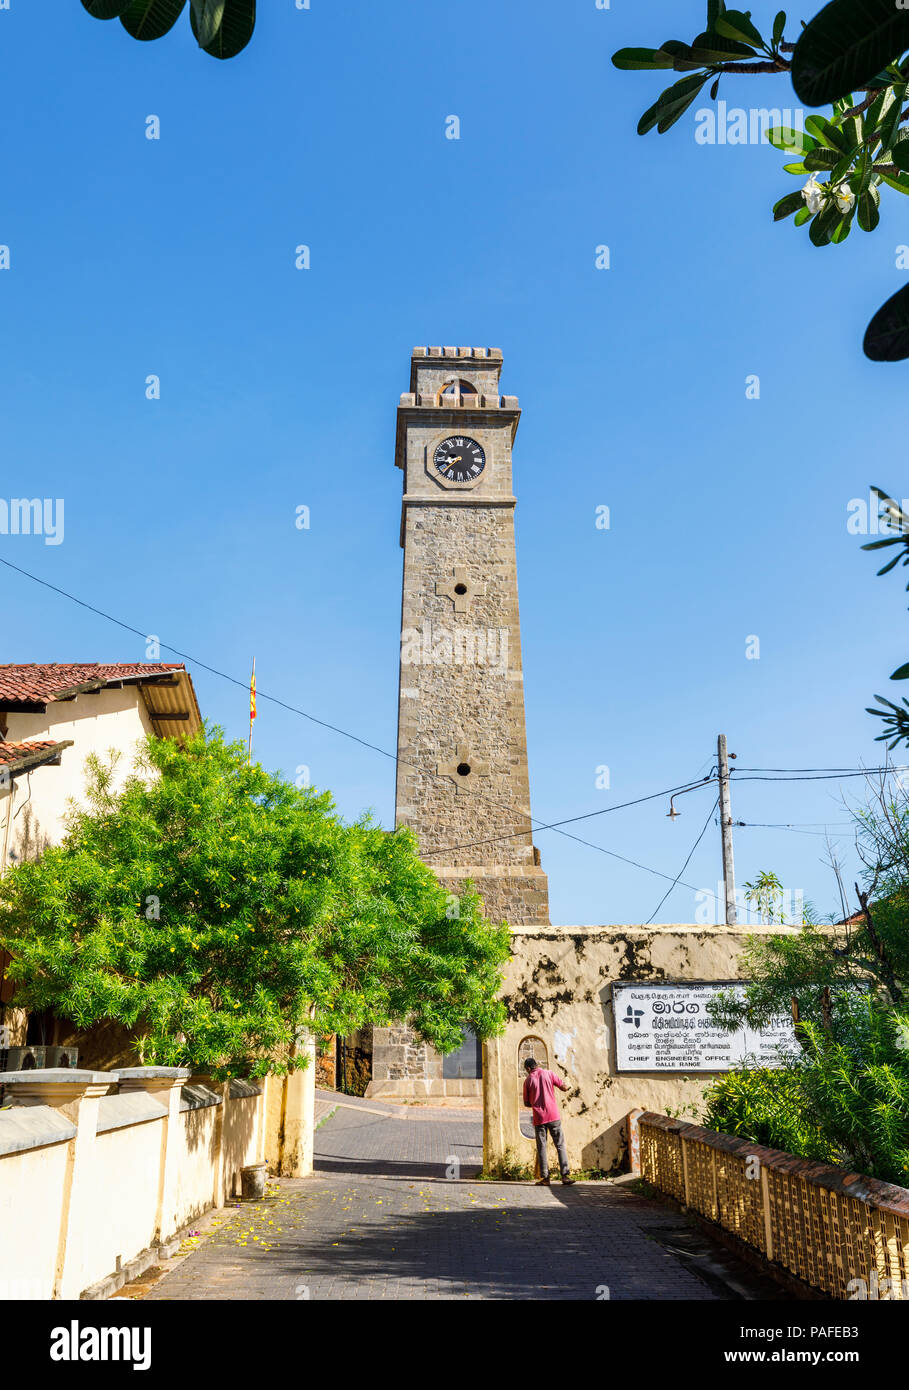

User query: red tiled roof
[0,664,185,705]
[0,740,70,771]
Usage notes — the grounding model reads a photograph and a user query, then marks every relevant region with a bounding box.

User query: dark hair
[523,1056,538,1071]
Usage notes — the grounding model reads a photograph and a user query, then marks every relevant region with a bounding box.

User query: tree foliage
[612,1,909,353]
[0,729,510,1078]
[80,0,256,60]
[703,787,909,1183]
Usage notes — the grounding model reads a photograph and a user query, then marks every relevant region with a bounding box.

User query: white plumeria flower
[801,175,824,214]
[833,181,855,213]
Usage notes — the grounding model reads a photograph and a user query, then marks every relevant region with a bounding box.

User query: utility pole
[717,733,737,926]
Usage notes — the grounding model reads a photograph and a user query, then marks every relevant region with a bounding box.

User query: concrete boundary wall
[0,1066,271,1300]
[483,923,802,1174]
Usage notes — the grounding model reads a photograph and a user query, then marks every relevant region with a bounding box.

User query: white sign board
[613,982,796,1073]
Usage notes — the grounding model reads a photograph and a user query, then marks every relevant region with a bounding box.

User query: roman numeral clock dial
[433,436,486,483]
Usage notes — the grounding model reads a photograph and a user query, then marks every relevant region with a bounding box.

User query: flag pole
[248,658,256,763]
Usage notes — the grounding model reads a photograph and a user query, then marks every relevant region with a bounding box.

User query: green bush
[704,993,909,1186]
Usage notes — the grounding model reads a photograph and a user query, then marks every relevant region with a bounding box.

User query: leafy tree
[703,785,909,1179]
[81,0,255,61]
[743,868,786,924]
[612,1,909,354]
[613,3,909,745]
[705,992,909,1184]
[0,729,510,1078]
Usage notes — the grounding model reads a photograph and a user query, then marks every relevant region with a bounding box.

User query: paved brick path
[141,1092,733,1301]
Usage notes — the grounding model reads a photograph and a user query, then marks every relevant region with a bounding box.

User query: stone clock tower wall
[368,347,549,1098]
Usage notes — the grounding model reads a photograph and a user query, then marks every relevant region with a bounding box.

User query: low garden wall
[0,1066,266,1300]
[637,1111,909,1300]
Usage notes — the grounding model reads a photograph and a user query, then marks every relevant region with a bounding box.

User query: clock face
[433,436,486,483]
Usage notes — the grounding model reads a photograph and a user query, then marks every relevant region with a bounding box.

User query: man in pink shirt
[522,1057,574,1185]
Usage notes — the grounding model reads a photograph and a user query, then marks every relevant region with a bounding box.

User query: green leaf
[612,47,676,71]
[831,204,855,242]
[81,0,132,16]
[893,138,909,173]
[707,0,727,32]
[803,148,840,169]
[804,114,849,152]
[782,161,810,175]
[637,73,709,136]
[687,30,756,64]
[190,0,225,47]
[772,11,786,48]
[879,83,907,151]
[861,536,905,550]
[891,663,909,680]
[792,0,909,108]
[120,0,186,40]
[863,85,896,138]
[766,125,817,155]
[715,9,765,48]
[794,206,813,225]
[878,169,909,195]
[773,190,805,220]
[858,187,881,231]
[864,282,909,361]
[189,0,254,58]
[809,201,841,246]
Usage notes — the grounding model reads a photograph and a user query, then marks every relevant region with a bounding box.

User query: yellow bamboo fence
[637,1112,909,1300]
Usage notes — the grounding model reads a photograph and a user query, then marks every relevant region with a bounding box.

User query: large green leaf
[892,137,909,173]
[637,73,709,136]
[803,148,840,169]
[612,48,676,71]
[687,30,755,64]
[804,114,849,152]
[878,169,909,195]
[864,282,909,361]
[715,9,765,48]
[81,0,132,17]
[120,0,186,40]
[792,0,909,108]
[808,201,841,245]
[766,126,817,155]
[190,0,225,47]
[773,190,805,220]
[857,187,881,231]
[190,0,254,58]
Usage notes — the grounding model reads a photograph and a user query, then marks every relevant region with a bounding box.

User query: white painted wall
[2,688,155,866]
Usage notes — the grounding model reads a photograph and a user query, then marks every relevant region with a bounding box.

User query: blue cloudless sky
[2,0,906,925]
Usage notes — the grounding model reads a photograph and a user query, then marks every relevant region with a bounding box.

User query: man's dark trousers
[534,1120,569,1179]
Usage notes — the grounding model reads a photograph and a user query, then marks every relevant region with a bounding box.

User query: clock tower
[394,346,549,927]
[367,347,549,1096]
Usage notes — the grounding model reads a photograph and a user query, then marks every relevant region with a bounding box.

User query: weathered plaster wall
[483,923,800,1174]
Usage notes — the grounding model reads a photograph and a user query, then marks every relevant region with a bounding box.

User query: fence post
[680,1135,691,1209]
[114,1067,190,1244]
[1,1069,114,1299]
[760,1161,775,1262]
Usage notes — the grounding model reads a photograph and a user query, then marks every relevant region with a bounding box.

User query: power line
[420,776,717,857]
[0,554,399,763]
[0,554,888,903]
[646,797,719,925]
